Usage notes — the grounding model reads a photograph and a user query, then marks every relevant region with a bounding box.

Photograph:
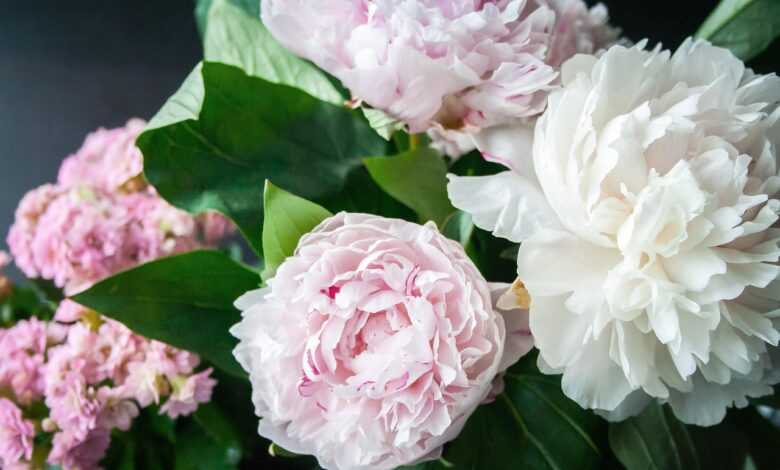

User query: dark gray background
[1,0,776,274]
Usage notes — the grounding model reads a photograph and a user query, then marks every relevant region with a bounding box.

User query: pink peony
[0,398,35,466]
[262,0,617,140]
[232,213,528,470]
[58,119,146,192]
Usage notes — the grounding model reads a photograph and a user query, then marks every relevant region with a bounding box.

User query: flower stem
[409,133,420,150]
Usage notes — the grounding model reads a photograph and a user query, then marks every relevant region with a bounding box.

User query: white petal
[447,172,558,242]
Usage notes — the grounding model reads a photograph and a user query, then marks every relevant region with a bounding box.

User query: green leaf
[195,0,259,38]
[440,354,605,470]
[146,64,204,132]
[362,108,405,140]
[688,414,748,470]
[609,404,700,470]
[202,0,343,105]
[696,0,780,61]
[174,423,239,470]
[262,181,332,279]
[194,403,243,465]
[73,250,260,378]
[268,443,300,459]
[364,148,455,226]
[138,62,386,254]
[441,210,474,246]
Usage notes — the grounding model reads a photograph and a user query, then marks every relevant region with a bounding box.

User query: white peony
[448,39,780,425]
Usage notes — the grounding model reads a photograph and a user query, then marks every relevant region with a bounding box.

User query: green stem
[409,133,420,150]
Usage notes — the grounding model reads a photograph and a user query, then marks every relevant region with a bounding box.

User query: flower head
[448,39,780,425]
[263,0,617,140]
[232,213,526,469]
[0,398,35,466]
[160,369,217,419]
[58,119,146,193]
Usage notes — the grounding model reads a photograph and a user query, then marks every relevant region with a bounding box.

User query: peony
[232,212,528,470]
[262,0,618,147]
[448,38,780,425]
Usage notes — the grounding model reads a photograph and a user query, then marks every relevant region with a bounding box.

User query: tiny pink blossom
[0,398,35,466]
[96,387,139,432]
[160,369,217,418]
[123,358,167,407]
[48,427,111,470]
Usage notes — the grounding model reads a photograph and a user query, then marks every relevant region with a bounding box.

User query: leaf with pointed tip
[202,0,343,105]
[609,404,700,470]
[262,181,332,279]
[364,148,454,226]
[139,62,386,254]
[412,354,605,470]
[73,251,260,378]
[697,0,780,61]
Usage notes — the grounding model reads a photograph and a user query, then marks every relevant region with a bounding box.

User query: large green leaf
[609,404,700,470]
[195,0,259,38]
[73,250,260,378]
[174,423,239,470]
[364,148,455,226]
[138,62,386,253]
[697,0,780,61]
[202,0,343,105]
[413,355,605,470]
[262,181,332,279]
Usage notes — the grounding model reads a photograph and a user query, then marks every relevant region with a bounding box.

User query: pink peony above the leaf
[262,0,618,151]
[232,212,529,470]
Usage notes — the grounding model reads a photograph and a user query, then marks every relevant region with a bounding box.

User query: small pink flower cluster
[1,120,229,469]
[7,119,234,297]
[0,315,216,469]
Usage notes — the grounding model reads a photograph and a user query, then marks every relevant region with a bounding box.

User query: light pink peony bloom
[232,213,528,470]
[0,398,35,466]
[58,119,146,192]
[160,369,217,418]
[263,0,617,152]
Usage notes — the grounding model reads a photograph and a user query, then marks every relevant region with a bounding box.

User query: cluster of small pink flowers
[1,120,229,468]
[7,119,233,296]
[0,313,216,469]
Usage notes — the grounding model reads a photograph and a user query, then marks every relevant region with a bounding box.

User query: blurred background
[1,0,778,273]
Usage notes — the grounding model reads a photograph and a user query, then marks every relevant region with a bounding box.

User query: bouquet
[2,1,779,469]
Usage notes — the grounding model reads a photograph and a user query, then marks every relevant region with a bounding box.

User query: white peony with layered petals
[448,39,780,425]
